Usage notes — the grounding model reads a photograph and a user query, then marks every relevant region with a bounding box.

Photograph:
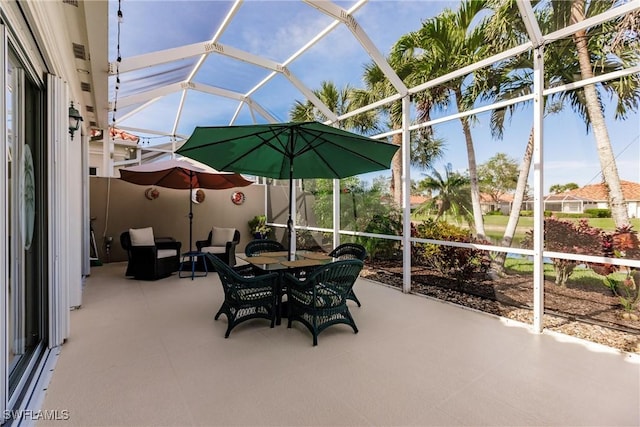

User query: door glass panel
[6,51,17,380]
[6,51,45,397]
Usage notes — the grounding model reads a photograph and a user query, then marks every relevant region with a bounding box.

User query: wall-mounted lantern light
[69,101,83,139]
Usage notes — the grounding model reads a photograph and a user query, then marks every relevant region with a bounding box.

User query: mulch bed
[361,260,640,354]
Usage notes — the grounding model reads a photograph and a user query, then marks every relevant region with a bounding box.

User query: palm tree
[567,0,635,227]
[415,163,472,225]
[482,0,640,273]
[351,62,403,206]
[392,0,493,240]
[351,58,445,207]
[288,80,379,133]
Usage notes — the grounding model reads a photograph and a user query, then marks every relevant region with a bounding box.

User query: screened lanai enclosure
[103,0,640,348]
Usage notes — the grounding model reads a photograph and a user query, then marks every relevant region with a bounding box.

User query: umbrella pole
[189,172,193,253]
[287,164,294,261]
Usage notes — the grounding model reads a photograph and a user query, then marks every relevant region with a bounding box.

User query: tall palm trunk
[491,127,534,274]
[390,126,403,206]
[571,0,630,228]
[456,90,486,240]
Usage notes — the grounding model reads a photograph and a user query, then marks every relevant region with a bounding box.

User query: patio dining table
[237,250,336,324]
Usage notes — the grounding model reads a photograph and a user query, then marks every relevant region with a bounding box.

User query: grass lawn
[504,256,629,287]
[482,215,640,231]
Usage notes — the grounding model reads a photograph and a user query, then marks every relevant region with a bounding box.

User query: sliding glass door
[5,44,47,406]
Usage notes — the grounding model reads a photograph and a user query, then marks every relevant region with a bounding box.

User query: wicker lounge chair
[120,228,181,280]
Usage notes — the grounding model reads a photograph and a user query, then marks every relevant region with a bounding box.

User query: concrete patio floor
[39,262,639,426]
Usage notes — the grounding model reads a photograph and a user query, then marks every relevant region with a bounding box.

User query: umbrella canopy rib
[294,132,342,178]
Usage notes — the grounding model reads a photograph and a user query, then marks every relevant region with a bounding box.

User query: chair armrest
[232,263,257,277]
[196,231,213,252]
[195,239,209,252]
[154,236,175,243]
[156,240,181,252]
[225,240,238,253]
[225,240,238,266]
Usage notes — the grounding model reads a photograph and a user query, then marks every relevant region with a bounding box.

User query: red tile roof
[479,193,513,203]
[109,127,140,143]
[410,195,429,206]
[562,181,640,201]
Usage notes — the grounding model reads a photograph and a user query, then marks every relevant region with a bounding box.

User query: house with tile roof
[480,192,514,214]
[414,192,515,214]
[410,194,430,210]
[540,181,640,218]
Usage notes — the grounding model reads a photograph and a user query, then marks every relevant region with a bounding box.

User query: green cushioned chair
[328,243,367,307]
[283,259,363,346]
[207,254,279,338]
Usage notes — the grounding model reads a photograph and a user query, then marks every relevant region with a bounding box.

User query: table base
[179,251,208,279]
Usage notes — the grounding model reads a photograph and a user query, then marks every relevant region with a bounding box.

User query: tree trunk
[456,91,486,240]
[571,0,630,228]
[390,127,403,206]
[491,127,534,275]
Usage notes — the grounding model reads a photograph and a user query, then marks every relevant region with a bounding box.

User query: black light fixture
[68,101,83,139]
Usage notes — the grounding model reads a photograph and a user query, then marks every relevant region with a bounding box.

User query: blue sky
[110,0,639,191]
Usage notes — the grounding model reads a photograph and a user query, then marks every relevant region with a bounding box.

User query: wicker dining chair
[207,253,279,338]
[283,259,363,346]
[244,239,286,257]
[328,243,367,307]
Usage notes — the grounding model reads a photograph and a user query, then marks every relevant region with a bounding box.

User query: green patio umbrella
[177,121,400,259]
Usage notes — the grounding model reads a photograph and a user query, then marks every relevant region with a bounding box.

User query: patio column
[103,129,111,177]
[532,44,545,333]
[402,96,411,293]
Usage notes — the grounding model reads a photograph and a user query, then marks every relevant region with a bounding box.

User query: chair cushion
[157,249,178,259]
[201,246,225,255]
[211,227,235,246]
[129,227,155,246]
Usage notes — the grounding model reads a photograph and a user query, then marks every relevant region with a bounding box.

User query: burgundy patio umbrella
[119,158,253,252]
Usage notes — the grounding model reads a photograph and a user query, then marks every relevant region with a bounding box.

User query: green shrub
[584,208,611,218]
[554,212,592,219]
[520,210,553,217]
[485,210,503,216]
[412,219,490,280]
[358,211,402,260]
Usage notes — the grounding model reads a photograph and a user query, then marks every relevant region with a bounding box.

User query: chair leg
[270,301,276,328]
[214,305,225,320]
[345,310,359,334]
[312,316,318,346]
[348,290,362,307]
